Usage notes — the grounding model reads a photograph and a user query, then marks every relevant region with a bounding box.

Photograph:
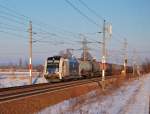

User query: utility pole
[101,20,106,90]
[133,49,140,79]
[29,21,32,84]
[81,37,88,61]
[83,38,87,61]
[123,38,127,77]
[133,49,136,77]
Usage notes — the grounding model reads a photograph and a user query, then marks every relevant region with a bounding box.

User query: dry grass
[9,76,17,80]
[18,76,28,80]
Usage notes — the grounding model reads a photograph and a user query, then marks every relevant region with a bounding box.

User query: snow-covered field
[0,72,47,88]
[39,74,150,114]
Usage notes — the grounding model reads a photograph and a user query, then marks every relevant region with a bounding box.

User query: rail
[0,76,111,104]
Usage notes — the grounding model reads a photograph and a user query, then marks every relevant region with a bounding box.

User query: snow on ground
[0,72,47,88]
[39,74,150,114]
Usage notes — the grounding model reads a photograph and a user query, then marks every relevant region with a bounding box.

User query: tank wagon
[79,60,100,77]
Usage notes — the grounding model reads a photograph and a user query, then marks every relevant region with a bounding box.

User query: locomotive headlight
[55,68,59,72]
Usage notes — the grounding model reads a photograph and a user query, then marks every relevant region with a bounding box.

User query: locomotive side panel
[69,57,79,76]
[62,59,70,77]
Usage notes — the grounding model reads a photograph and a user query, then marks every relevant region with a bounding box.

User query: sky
[0,0,150,65]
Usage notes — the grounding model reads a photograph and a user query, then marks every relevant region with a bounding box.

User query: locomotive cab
[44,56,69,81]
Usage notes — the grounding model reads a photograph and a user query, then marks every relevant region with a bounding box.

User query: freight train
[43,56,133,82]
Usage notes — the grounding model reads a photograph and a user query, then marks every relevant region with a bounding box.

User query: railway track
[0,76,113,104]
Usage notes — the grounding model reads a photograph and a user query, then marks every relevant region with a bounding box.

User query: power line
[0,10,28,22]
[0,4,30,21]
[33,28,77,42]
[75,0,128,57]
[0,26,27,33]
[0,3,82,40]
[0,23,27,31]
[31,20,78,36]
[0,4,76,39]
[0,2,125,46]
[0,15,27,26]
[33,37,77,46]
[65,0,99,26]
[0,3,92,45]
[0,30,28,40]
[0,3,93,36]
[77,0,131,47]
[78,0,104,21]
[0,2,142,62]
[0,22,78,47]
[0,14,78,45]
[0,3,97,60]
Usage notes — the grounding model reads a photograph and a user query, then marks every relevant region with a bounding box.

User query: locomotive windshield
[47,63,59,73]
[46,56,60,73]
